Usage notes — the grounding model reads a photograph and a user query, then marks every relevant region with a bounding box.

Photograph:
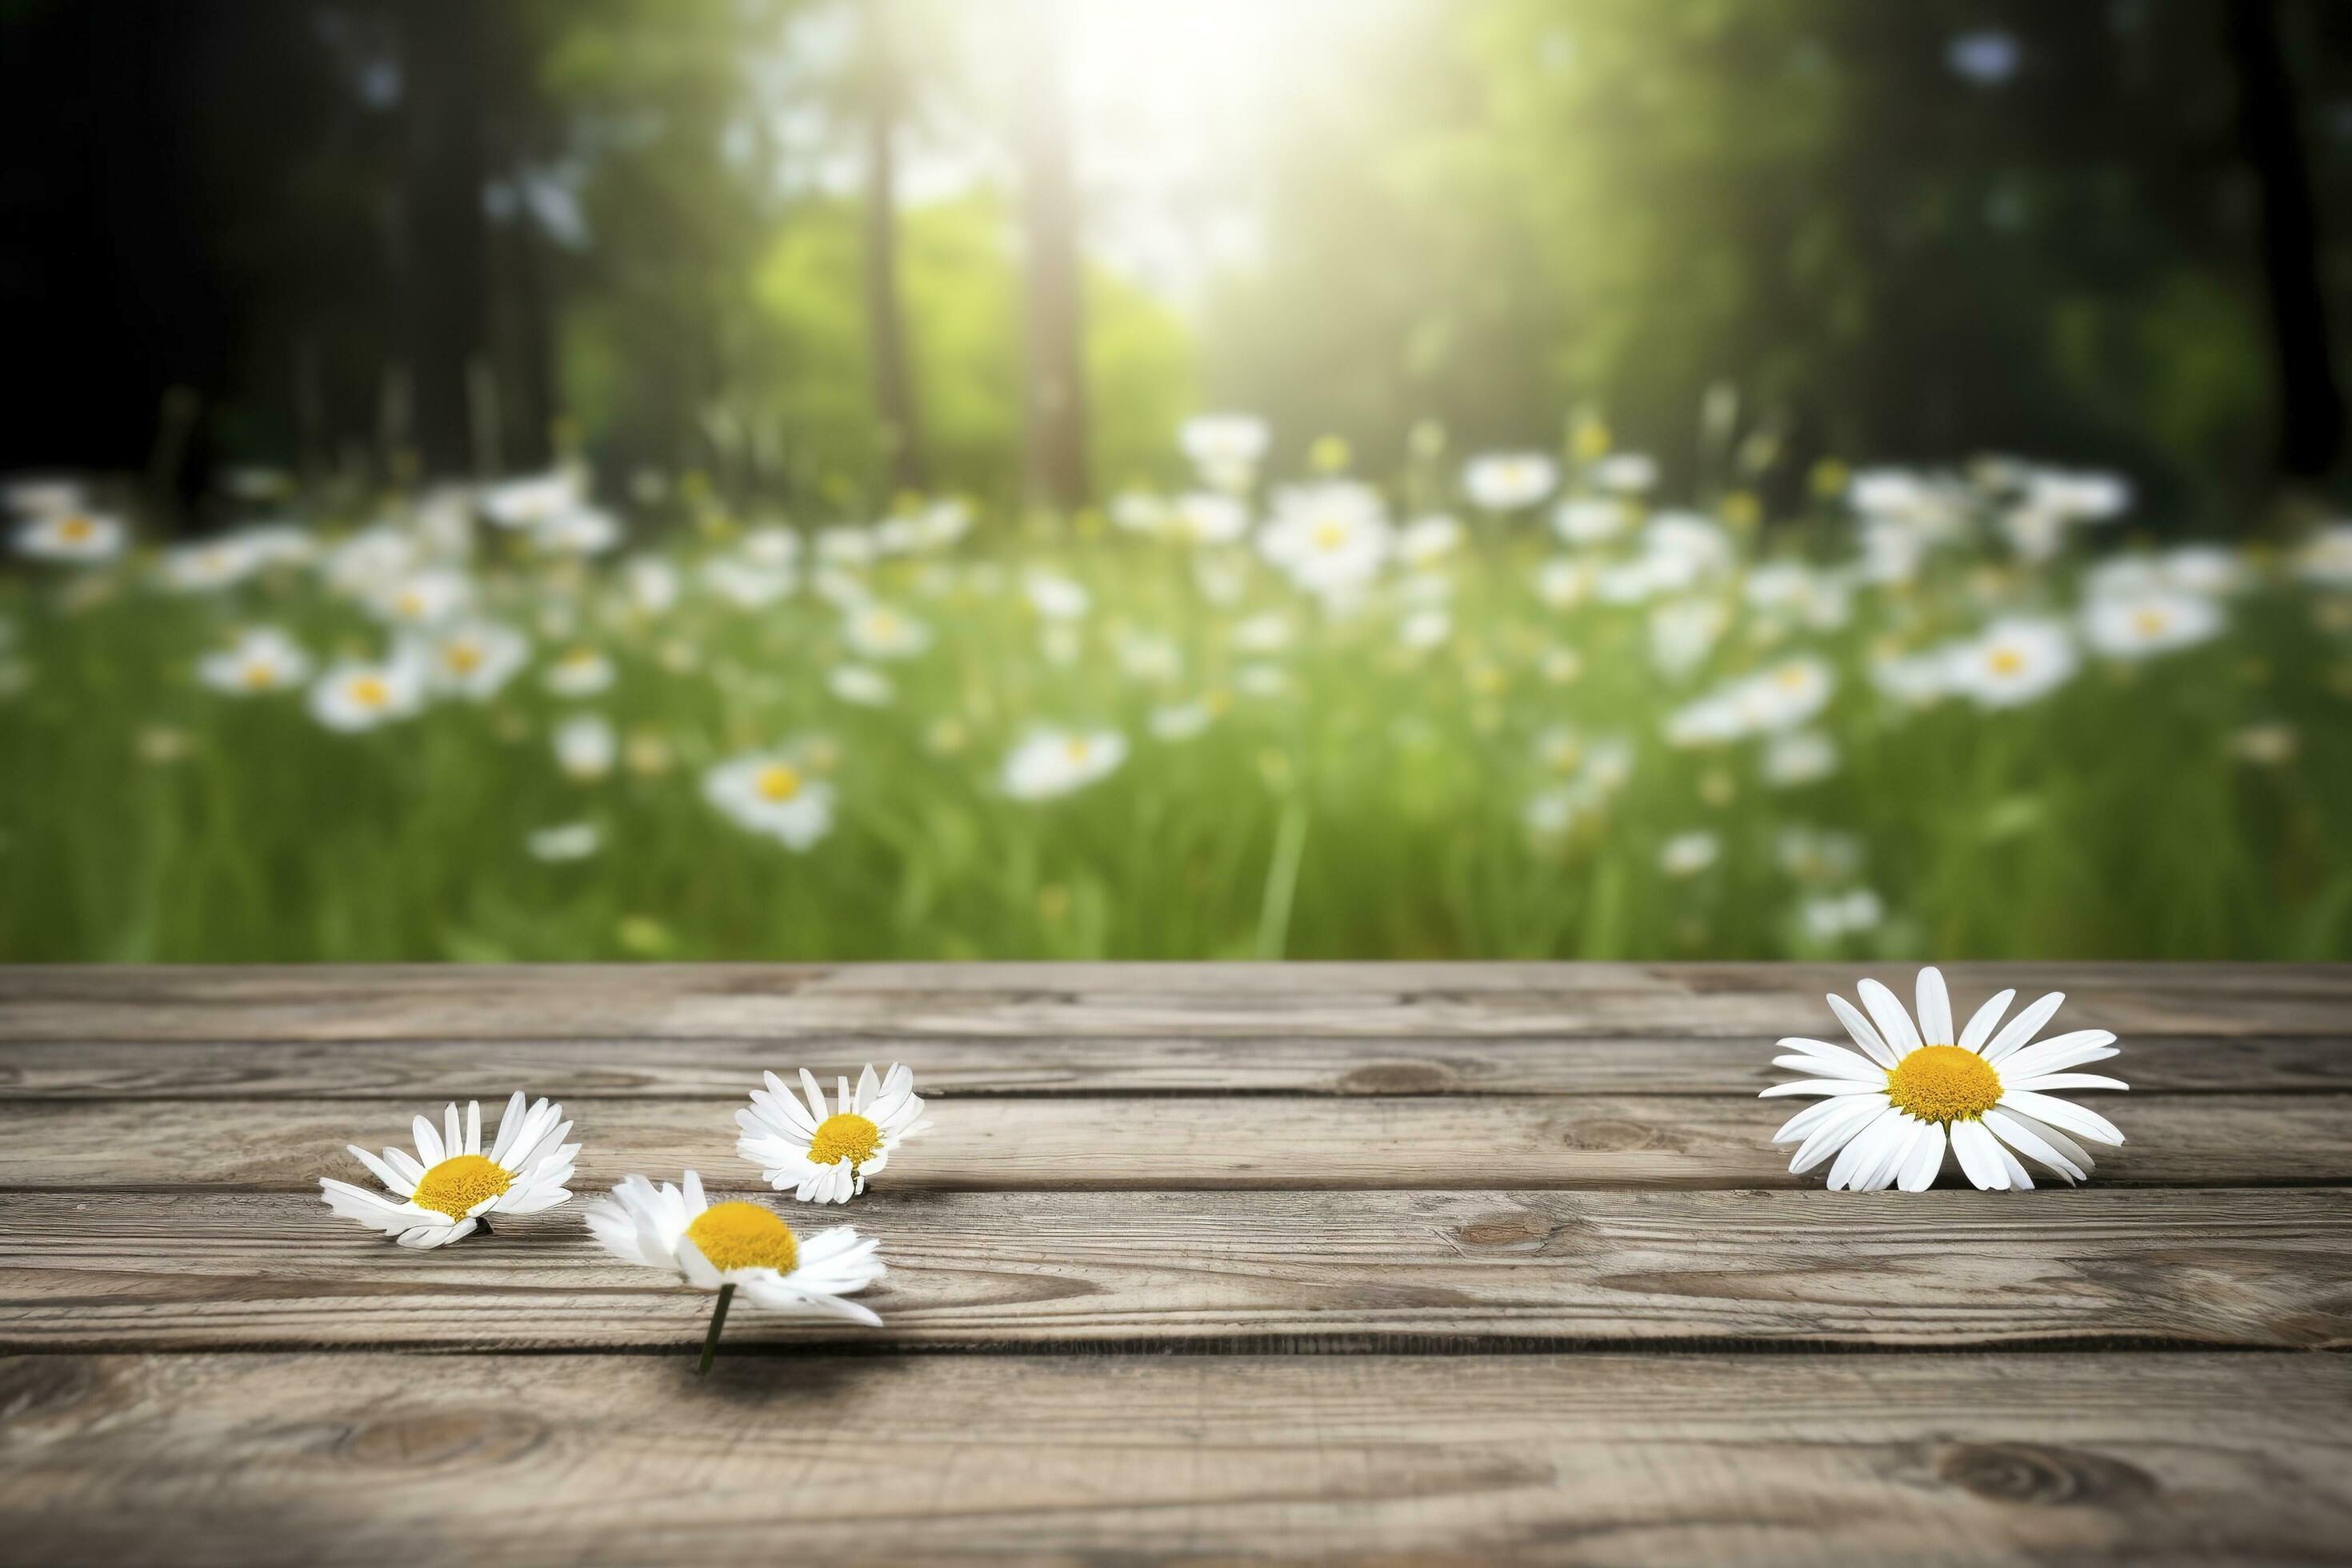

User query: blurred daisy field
[6,430,2349,963]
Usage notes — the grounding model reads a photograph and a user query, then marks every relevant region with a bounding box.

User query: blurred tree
[1012,0,1091,508]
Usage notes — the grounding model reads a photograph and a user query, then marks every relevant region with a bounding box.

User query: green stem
[697,1283,734,1376]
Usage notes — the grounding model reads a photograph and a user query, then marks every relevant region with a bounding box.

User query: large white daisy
[1762,967,2127,1191]
[318,1091,578,1246]
[738,1064,930,1203]
[585,1170,886,1370]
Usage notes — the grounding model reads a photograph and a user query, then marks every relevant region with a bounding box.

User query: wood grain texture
[7,962,2349,1040]
[2,1093,2337,1191]
[6,1031,2344,1099]
[4,1189,2345,1351]
[3,1351,2346,1566]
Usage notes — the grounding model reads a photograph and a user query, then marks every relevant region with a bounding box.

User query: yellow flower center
[1311,521,1348,551]
[444,642,483,674]
[410,1154,512,1219]
[1988,648,2025,677]
[349,674,390,709]
[2132,609,2167,636]
[755,762,801,802]
[241,661,278,690]
[685,1201,798,1273]
[396,591,424,618]
[1063,738,1090,763]
[806,1111,882,1170]
[1885,1044,2003,1124]
[59,515,94,542]
[1777,665,1810,690]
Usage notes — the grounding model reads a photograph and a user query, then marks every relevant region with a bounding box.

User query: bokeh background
[2,0,2349,961]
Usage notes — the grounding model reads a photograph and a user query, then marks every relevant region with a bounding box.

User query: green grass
[2,481,2347,962]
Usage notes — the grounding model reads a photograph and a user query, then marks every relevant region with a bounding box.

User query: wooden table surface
[2,963,2347,1564]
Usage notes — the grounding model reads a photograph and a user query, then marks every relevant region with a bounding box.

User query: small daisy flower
[534,506,622,555]
[737,1064,930,1203]
[414,619,530,700]
[198,626,310,695]
[14,509,126,562]
[1162,491,1250,546]
[160,536,261,593]
[1762,966,2127,1191]
[843,602,932,659]
[554,714,617,781]
[319,1090,578,1246]
[1464,453,1559,511]
[1947,617,2078,709]
[1002,726,1127,799]
[704,750,837,849]
[544,646,615,696]
[309,654,427,731]
[2082,590,2223,660]
[527,821,601,862]
[585,1170,887,1372]
[370,568,474,628]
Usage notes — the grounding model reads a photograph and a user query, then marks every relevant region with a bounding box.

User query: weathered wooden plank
[3,1352,2346,1566]
[1,1094,2336,1191]
[4,1032,2343,1099]
[4,1189,2344,1350]
[6,963,2346,1040]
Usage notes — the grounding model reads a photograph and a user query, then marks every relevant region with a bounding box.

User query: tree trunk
[862,0,927,494]
[1014,0,1089,510]
[2226,0,2346,484]
[397,0,490,479]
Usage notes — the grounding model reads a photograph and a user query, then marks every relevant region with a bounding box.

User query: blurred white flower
[552,714,617,781]
[1535,556,1593,608]
[742,526,803,570]
[1115,630,1182,682]
[844,602,931,660]
[828,663,894,706]
[1230,611,1293,653]
[534,506,622,556]
[1149,700,1215,741]
[1797,888,1885,943]
[817,525,875,570]
[1762,729,1840,787]
[1025,570,1091,620]
[160,537,260,593]
[197,626,310,694]
[5,476,88,516]
[1948,618,2078,708]
[2026,467,2131,522]
[1553,497,1630,545]
[1589,454,1658,494]
[625,557,680,614]
[1523,788,1577,838]
[1870,649,1951,710]
[1179,414,1270,490]
[481,470,583,529]
[1661,831,1720,877]
[1398,514,1463,569]
[370,569,474,628]
[528,822,602,862]
[309,654,427,731]
[323,526,418,595]
[1162,492,1250,546]
[1649,598,1729,678]
[702,556,795,609]
[705,752,836,850]
[1777,825,1862,883]
[1464,454,1558,510]
[545,646,615,697]
[414,620,530,701]
[2083,590,2222,660]
[227,522,318,570]
[1235,661,1290,698]
[1002,727,1126,799]
[1111,490,1166,534]
[14,509,125,562]
[1258,481,1392,596]
[1398,607,1452,650]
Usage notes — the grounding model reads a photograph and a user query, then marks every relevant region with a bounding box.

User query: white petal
[1997,1109,2097,1177]
[1979,1109,2082,1182]
[1949,1119,2006,1190]
[1828,1107,1902,1190]
[345,1144,414,1197]
[1897,1122,1947,1191]
[489,1090,527,1162]
[1857,978,1923,1055]
[1994,1144,2034,1190]
[1998,1090,2123,1146]
[1774,1038,1888,1079]
[1760,1078,1882,1099]
[1915,968,1954,1047]
[1997,1032,2119,1078]
[442,1104,462,1164]
[1980,991,2065,1064]
[1958,989,2014,1054]
[854,1064,880,1113]
[1826,993,1899,1069]
[2004,1074,2130,1094]
[1788,1094,1886,1174]
[411,1114,444,1166]
[799,1069,830,1125]
[464,1100,482,1156]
